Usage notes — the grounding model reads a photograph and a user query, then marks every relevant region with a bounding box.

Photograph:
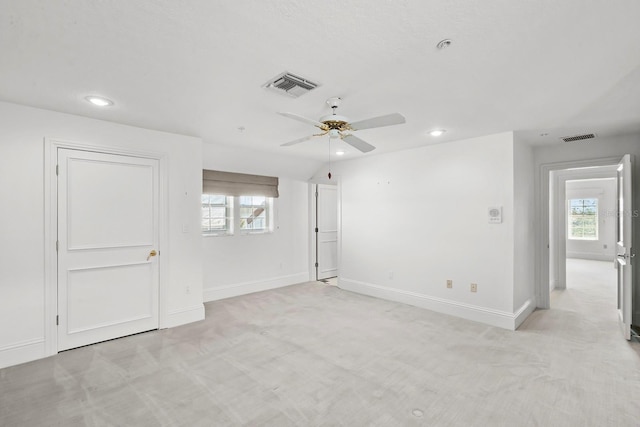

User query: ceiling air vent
[560,133,597,143]
[263,72,320,98]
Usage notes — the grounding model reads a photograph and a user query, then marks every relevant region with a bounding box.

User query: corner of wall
[203,273,309,302]
[165,304,205,328]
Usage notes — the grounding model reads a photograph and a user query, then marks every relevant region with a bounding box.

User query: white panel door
[317,184,338,280]
[616,154,634,340]
[57,148,159,351]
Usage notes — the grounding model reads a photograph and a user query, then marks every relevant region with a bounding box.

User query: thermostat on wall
[488,206,502,224]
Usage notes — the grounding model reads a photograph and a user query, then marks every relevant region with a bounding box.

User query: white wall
[329,132,535,330]
[513,140,536,319]
[201,143,317,301]
[0,101,204,369]
[566,178,616,261]
[549,170,557,291]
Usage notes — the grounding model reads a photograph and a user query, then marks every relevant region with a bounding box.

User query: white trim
[514,299,536,330]
[537,157,620,309]
[0,338,46,369]
[203,272,308,302]
[44,138,170,357]
[340,278,529,330]
[165,304,205,328]
[308,183,316,281]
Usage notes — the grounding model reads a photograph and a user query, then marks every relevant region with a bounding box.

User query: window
[239,196,268,231]
[568,198,598,240]
[201,194,273,235]
[202,170,278,236]
[202,194,232,235]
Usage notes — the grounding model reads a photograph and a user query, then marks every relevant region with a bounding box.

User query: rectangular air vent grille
[263,72,319,98]
[560,133,596,142]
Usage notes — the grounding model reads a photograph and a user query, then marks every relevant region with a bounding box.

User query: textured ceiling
[1,0,639,161]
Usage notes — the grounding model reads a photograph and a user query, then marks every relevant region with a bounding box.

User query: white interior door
[57,148,159,351]
[316,184,338,280]
[616,154,634,340]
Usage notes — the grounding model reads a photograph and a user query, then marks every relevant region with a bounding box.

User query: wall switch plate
[447,280,453,288]
[470,283,478,292]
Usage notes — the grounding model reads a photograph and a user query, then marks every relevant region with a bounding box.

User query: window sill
[239,230,273,236]
[202,233,233,238]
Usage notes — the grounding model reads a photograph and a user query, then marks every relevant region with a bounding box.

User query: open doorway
[548,165,618,294]
[545,157,636,340]
[312,184,338,283]
[562,175,618,317]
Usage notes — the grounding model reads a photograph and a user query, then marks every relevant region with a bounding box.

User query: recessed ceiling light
[85,95,113,107]
[429,129,446,137]
[336,150,346,156]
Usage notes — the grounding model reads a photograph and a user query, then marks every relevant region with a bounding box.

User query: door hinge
[315,227,319,233]
[56,165,59,176]
[56,315,59,326]
[56,240,59,251]
[315,262,319,268]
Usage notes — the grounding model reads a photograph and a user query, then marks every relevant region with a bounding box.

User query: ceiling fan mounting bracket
[326,97,342,109]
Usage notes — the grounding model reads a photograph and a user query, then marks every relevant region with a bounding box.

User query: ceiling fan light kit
[278,97,406,153]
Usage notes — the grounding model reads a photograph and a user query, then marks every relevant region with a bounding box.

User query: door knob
[147,250,157,261]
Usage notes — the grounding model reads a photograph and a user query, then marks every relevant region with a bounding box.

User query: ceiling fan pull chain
[328,136,332,180]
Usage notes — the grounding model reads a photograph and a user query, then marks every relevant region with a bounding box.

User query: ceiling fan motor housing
[319,114,352,132]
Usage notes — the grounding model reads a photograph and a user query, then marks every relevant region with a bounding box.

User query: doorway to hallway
[313,184,338,281]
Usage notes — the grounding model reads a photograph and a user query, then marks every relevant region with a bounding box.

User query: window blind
[202,170,279,198]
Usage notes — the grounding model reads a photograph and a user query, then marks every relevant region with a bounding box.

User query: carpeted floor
[1,259,639,426]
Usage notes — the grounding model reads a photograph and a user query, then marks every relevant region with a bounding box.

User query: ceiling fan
[278,97,406,153]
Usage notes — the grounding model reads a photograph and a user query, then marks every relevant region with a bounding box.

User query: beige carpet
[1,259,640,426]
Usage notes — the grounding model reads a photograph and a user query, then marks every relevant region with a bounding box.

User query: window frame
[201,194,233,236]
[201,194,274,236]
[238,195,273,235]
[567,198,599,241]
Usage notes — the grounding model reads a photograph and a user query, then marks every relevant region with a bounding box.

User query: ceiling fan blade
[281,134,316,147]
[342,134,376,153]
[349,113,406,131]
[278,112,326,129]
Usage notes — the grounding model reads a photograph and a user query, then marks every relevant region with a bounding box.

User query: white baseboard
[514,299,536,330]
[203,272,308,302]
[0,337,47,369]
[165,304,205,328]
[566,253,614,262]
[340,278,532,331]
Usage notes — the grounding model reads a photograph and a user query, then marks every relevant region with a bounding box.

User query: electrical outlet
[388,270,394,279]
[470,283,477,293]
[447,279,453,289]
